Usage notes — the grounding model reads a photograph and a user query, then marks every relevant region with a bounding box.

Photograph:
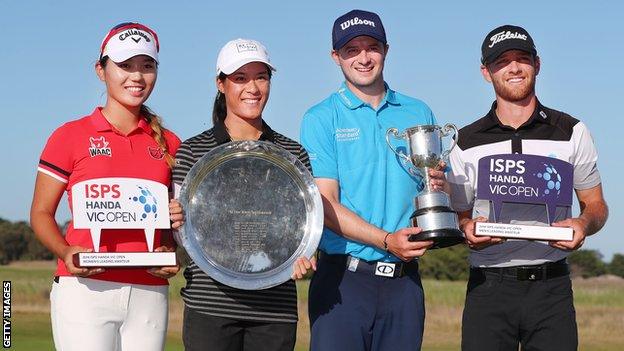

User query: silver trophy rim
[403,124,440,134]
[175,140,323,290]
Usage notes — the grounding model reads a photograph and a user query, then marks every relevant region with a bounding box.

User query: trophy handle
[385,128,411,164]
[386,128,423,179]
[440,123,458,160]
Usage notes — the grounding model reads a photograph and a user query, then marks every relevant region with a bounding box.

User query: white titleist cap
[100,22,159,63]
[216,38,275,75]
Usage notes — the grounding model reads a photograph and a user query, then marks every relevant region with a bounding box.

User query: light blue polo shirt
[300,82,436,262]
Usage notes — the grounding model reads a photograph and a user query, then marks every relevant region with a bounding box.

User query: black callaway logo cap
[481,25,537,65]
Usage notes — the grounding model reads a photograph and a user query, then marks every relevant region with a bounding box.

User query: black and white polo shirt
[173,121,310,323]
[448,100,601,267]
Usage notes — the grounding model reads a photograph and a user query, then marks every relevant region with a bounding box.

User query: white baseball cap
[216,38,276,75]
[100,22,159,63]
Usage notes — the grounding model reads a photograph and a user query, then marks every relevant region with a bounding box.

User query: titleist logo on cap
[488,30,528,48]
[236,42,258,53]
[340,16,376,30]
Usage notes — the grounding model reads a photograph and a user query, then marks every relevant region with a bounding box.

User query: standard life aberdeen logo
[477,154,573,224]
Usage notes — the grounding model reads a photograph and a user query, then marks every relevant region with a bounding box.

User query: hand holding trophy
[386,124,465,249]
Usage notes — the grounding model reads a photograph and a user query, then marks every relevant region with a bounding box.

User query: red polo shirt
[38,107,181,285]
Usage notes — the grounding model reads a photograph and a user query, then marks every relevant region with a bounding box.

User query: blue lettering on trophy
[85,201,121,210]
[86,211,137,222]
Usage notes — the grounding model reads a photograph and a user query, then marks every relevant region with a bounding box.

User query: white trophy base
[73,252,177,268]
[475,222,573,241]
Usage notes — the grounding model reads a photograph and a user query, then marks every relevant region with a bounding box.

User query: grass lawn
[2,261,623,350]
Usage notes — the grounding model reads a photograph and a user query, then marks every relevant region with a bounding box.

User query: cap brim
[482,43,536,65]
[106,48,159,63]
[218,58,276,75]
[333,30,386,50]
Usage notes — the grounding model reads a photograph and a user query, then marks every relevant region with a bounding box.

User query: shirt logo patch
[148,146,165,160]
[89,136,112,157]
[336,128,360,142]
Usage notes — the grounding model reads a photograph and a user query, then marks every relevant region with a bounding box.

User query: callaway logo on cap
[481,25,537,65]
[332,9,387,50]
[100,22,160,63]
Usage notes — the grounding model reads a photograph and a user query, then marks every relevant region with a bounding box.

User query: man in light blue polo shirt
[300,9,448,351]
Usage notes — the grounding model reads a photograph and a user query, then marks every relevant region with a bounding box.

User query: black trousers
[462,269,578,351]
[183,306,297,351]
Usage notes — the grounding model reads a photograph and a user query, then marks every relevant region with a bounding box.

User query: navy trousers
[308,254,426,351]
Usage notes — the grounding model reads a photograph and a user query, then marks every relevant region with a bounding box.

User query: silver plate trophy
[176,141,323,290]
[386,124,464,249]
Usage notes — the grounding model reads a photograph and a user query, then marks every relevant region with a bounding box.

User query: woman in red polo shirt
[30,22,182,351]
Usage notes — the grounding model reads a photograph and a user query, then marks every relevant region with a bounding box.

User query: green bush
[419,244,470,280]
[0,219,28,264]
[608,254,624,278]
[568,249,607,278]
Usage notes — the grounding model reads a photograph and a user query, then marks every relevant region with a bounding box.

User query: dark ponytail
[141,105,175,168]
[212,73,228,127]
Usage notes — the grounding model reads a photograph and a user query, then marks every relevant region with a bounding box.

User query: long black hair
[212,72,228,127]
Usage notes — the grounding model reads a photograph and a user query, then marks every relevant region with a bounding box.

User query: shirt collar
[90,107,153,135]
[479,98,552,132]
[335,82,399,110]
[213,120,276,144]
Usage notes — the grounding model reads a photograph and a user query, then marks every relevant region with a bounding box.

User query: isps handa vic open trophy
[70,177,176,267]
[386,124,464,249]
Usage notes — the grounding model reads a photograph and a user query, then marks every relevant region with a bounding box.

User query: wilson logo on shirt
[89,136,112,157]
[148,146,165,160]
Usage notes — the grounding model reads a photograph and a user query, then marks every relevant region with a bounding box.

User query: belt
[472,259,569,281]
[318,252,418,278]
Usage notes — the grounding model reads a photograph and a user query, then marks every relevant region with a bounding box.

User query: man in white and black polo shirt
[448,25,608,351]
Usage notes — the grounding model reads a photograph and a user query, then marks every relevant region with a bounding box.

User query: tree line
[1,217,623,279]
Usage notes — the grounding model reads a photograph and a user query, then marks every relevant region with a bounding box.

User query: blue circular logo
[537,164,562,196]
[129,186,158,220]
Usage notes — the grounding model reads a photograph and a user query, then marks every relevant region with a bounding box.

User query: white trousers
[50,277,168,351]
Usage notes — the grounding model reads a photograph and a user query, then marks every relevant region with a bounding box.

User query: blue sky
[1,1,622,259]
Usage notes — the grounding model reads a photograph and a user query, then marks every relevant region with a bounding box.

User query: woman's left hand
[169,199,185,230]
[291,256,317,280]
[147,245,180,279]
